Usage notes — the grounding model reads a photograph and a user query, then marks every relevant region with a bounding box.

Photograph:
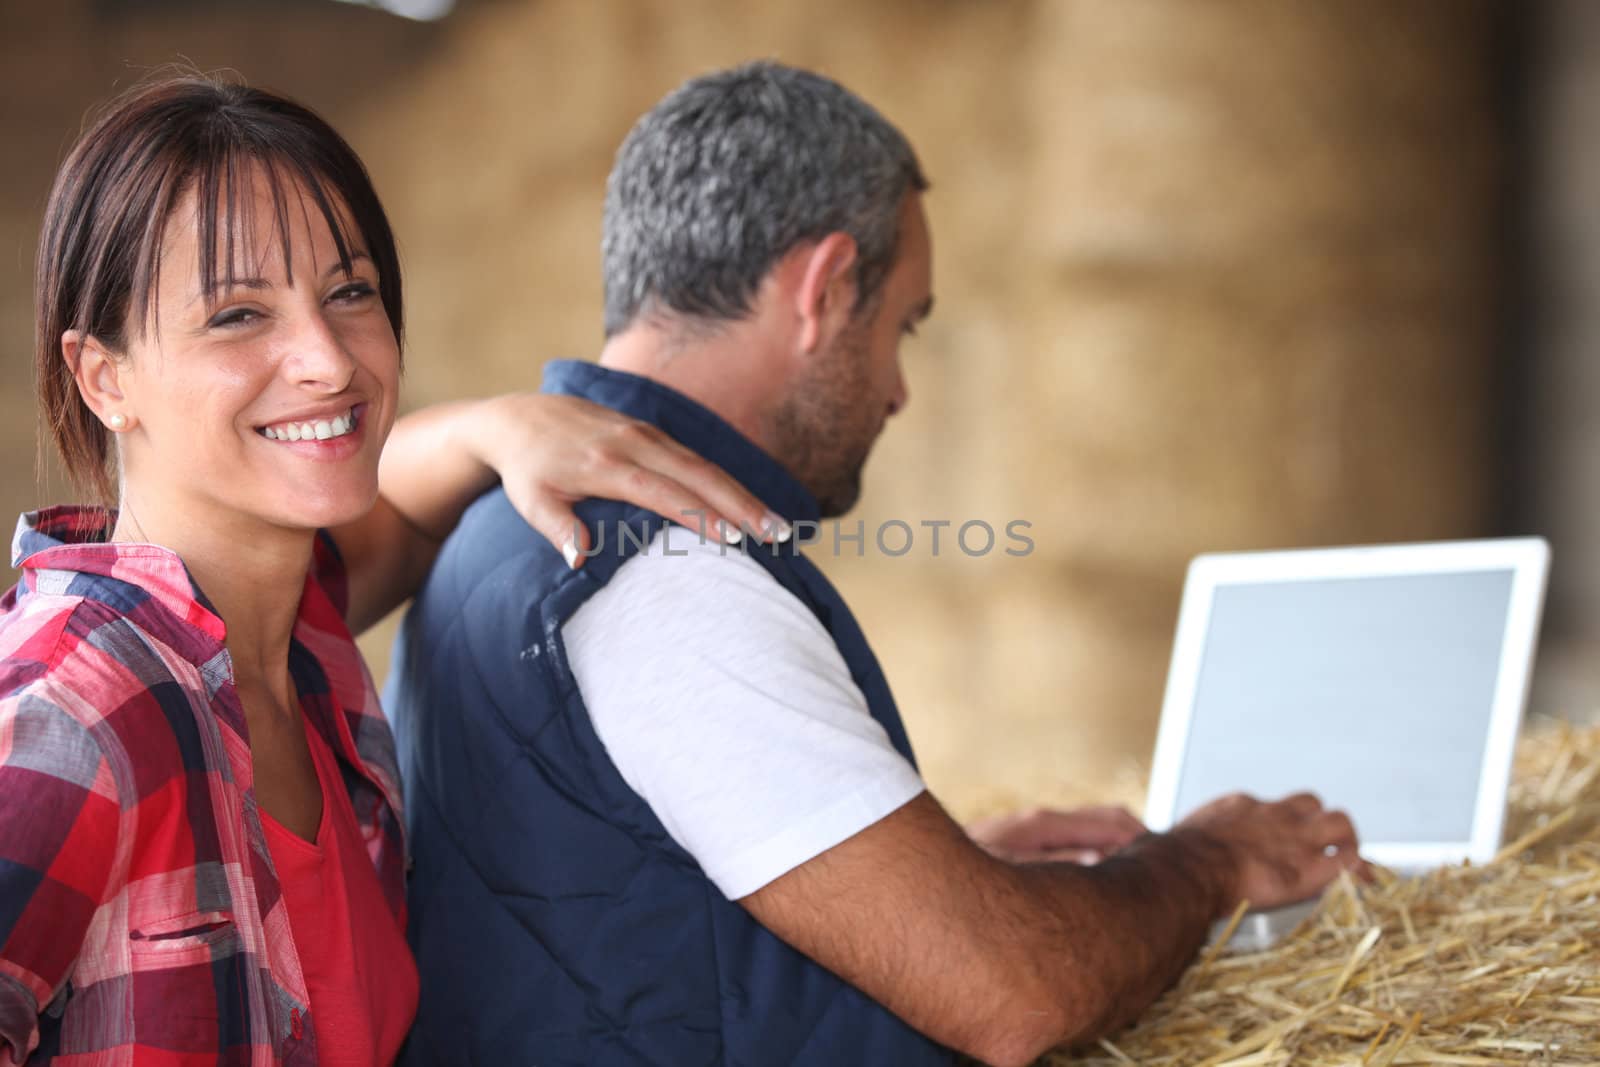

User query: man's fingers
[1291,829,1369,898]
[1326,843,1368,876]
[1026,807,1146,850]
[1308,810,1358,853]
[966,806,1148,862]
[1281,807,1360,897]
[1279,792,1324,820]
[1184,791,1369,911]
[1035,847,1105,866]
[1302,850,1351,896]
[1081,806,1147,847]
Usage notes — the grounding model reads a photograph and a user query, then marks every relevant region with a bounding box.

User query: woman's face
[113,168,399,538]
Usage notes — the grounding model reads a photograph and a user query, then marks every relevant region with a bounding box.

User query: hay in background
[1047,721,1600,1066]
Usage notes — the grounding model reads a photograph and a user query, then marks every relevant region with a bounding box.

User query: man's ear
[794,233,859,354]
[63,330,133,430]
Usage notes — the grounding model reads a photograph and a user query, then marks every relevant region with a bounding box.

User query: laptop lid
[1144,538,1549,871]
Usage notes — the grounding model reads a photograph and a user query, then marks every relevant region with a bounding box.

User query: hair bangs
[132,145,366,337]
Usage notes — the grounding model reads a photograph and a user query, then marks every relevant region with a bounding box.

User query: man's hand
[967,805,1145,865]
[1172,791,1368,915]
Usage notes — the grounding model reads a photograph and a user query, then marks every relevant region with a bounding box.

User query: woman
[0,75,780,1065]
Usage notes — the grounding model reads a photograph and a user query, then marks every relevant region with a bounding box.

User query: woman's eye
[329,281,377,305]
[207,307,260,329]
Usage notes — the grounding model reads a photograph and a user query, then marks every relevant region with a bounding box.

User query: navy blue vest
[387,361,952,1066]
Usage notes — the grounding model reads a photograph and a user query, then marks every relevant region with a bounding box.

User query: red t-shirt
[263,718,420,1066]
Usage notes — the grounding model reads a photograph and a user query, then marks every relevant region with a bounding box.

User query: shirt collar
[540,360,822,527]
[11,505,228,643]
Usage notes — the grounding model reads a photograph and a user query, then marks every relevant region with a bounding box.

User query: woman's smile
[254,402,371,462]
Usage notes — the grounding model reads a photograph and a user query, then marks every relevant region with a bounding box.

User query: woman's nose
[283,311,357,392]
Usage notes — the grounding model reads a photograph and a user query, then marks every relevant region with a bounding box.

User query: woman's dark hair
[35,72,403,503]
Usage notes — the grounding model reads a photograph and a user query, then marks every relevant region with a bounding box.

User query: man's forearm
[740,790,1348,1067]
[1014,828,1233,1041]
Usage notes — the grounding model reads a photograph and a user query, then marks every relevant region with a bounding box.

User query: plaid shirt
[0,507,407,1065]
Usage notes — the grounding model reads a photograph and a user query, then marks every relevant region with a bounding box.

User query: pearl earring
[108,413,127,430]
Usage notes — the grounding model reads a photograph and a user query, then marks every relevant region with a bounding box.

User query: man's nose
[887,367,910,417]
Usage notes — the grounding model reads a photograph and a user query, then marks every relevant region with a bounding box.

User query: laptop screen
[1170,569,1516,844]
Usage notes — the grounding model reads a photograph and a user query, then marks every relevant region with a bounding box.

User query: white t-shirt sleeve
[562,528,925,900]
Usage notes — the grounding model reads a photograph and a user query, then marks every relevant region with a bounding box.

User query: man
[388,62,1362,1067]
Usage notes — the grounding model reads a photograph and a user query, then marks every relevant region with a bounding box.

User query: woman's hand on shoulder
[475,392,788,566]
[338,390,790,635]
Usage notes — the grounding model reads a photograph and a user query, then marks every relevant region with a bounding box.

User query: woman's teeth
[260,409,357,442]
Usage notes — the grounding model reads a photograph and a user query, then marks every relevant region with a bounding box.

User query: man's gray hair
[602,61,928,338]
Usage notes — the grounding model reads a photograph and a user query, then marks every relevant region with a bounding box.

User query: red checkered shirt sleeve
[0,667,122,1065]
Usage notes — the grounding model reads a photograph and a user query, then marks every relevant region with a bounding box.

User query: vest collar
[541,360,822,527]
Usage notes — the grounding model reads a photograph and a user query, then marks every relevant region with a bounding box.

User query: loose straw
[1042,722,1600,1066]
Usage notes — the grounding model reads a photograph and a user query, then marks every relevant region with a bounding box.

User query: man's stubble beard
[770,321,882,519]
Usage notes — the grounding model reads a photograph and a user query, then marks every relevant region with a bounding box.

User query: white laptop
[1143,537,1550,951]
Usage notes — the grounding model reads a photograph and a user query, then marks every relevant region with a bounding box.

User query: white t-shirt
[562,528,926,900]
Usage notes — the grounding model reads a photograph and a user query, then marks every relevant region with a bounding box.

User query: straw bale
[1044,721,1600,1066]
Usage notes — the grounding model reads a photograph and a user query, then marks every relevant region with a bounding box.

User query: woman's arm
[0,687,120,1066]
[331,393,783,635]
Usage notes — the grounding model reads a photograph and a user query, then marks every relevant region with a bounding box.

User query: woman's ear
[794,233,859,354]
[63,330,136,432]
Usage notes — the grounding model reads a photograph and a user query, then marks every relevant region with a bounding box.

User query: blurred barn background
[2,0,1596,817]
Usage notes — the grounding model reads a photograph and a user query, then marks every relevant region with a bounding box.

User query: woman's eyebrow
[183,275,270,308]
[184,251,375,307]
[323,251,372,278]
